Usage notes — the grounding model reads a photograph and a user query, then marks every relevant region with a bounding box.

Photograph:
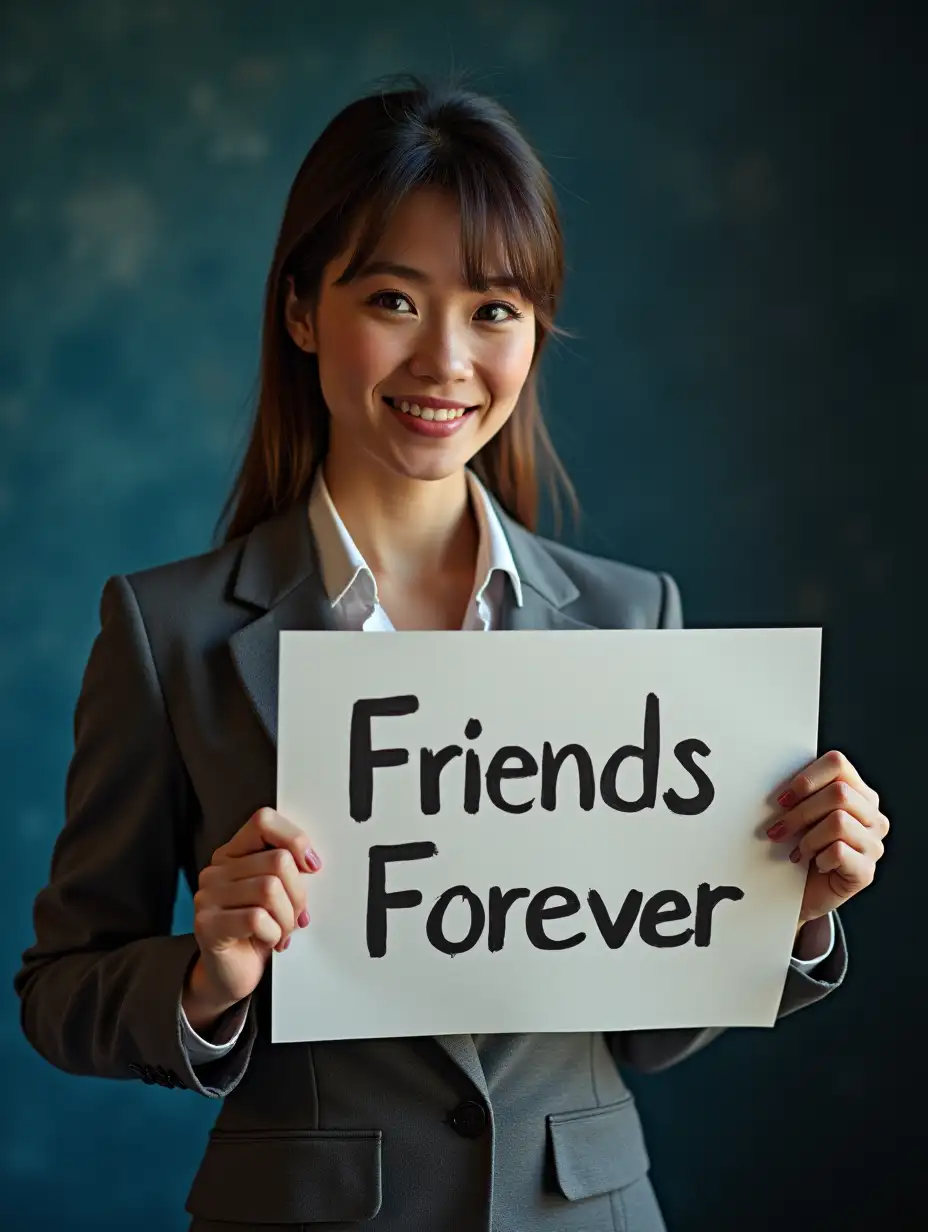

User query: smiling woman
[215,83,574,633]
[14,74,881,1232]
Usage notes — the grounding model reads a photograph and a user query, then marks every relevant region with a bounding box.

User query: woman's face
[286,188,537,484]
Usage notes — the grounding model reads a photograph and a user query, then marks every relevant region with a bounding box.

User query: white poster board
[273,629,820,1042]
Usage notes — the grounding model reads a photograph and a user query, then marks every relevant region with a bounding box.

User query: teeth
[390,399,469,420]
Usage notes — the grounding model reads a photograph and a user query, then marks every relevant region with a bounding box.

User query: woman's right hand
[184,807,323,1022]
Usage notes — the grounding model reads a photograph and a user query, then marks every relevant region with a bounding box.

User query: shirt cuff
[179,999,251,1067]
[790,913,836,971]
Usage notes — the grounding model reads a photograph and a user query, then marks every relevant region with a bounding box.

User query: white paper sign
[273,629,820,1042]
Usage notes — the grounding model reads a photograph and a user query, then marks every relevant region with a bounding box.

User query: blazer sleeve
[609,570,849,1074]
[13,575,257,1098]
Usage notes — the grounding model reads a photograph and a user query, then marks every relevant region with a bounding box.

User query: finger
[196,904,282,951]
[807,840,876,895]
[792,809,885,864]
[776,750,879,810]
[217,807,322,874]
[203,848,309,919]
[207,874,299,939]
[767,780,885,844]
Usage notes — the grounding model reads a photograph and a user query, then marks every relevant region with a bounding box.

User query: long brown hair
[220,76,575,543]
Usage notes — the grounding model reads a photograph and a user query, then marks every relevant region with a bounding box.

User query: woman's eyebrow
[356,259,524,294]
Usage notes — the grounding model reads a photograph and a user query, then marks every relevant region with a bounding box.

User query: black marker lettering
[349,695,419,822]
[540,743,595,811]
[587,888,644,948]
[366,842,437,958]
[525,887,586,950]
[638,890,694,947]
[600,693,660,812]
[663,739,715,816]
[463,719,482,814]
[485,746,538,814]
[420,744,462,815]
[487,886,531,952]
[426,886,485,956]
[694,882,744,947]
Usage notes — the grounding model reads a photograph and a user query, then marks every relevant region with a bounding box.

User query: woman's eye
[367,292,522,322]
[369,290,414,314]
[474,301,523,323]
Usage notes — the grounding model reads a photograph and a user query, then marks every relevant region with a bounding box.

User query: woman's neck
[321,453,478,588]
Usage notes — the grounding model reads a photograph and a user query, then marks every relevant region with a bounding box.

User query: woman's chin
[381,444,473,484]
[373,427,482,482]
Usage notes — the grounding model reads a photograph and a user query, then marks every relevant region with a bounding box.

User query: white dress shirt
[180,470,834,1064]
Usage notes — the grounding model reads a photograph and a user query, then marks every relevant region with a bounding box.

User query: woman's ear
[284,276,317,353]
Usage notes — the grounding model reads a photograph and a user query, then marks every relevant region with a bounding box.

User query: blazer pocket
[548,1094,651,1201]
[185,1127,382,1225]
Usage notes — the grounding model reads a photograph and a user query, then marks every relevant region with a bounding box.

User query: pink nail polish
[297,909,310,928]
[767,821,787,840]
[305,848,322,872]
[789,847,802,863]
[777,790,797,809]
[281,936,292,950]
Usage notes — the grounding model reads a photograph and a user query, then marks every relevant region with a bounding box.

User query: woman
[15,81,888,1232]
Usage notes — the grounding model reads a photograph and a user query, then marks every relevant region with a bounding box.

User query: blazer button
[448,1100,488,1138]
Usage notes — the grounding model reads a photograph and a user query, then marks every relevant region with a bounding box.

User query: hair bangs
[457,175,561,333]
[335,151,562,332]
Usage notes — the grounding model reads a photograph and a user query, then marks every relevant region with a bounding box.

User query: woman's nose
[407,323,474,384]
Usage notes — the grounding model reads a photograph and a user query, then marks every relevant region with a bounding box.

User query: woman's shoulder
[114,501,314,651]
[124,532,247,611]
[105,527,257,659]
[530,532,682,630]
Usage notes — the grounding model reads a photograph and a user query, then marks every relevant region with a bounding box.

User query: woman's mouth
[382,396,478,438]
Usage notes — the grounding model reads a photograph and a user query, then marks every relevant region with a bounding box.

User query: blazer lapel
[492,500,595,633]
[504,582,594,632]
[228,501,335,748]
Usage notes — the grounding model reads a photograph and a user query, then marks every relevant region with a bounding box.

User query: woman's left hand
[767,750,889,925]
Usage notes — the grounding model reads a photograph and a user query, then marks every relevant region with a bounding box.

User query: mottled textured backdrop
[1,1,921,1228]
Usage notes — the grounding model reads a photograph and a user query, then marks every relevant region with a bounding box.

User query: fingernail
[281,936,292,950]
[297,909,310,928]
[789,846,802,863]
[767,821,787,840]
[777,790,798,809]
[305,848,322,872]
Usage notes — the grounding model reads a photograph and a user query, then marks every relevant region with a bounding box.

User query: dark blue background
[2,2,920,1228]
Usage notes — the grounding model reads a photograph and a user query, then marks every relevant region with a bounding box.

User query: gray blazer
[14,497,847,1232]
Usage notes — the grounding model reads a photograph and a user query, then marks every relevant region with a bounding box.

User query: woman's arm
[12,575,257,1098]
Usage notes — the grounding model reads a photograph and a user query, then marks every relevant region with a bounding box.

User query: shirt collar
[307,469,524,613]
[467,470,523,611]
[308,473,375,608]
